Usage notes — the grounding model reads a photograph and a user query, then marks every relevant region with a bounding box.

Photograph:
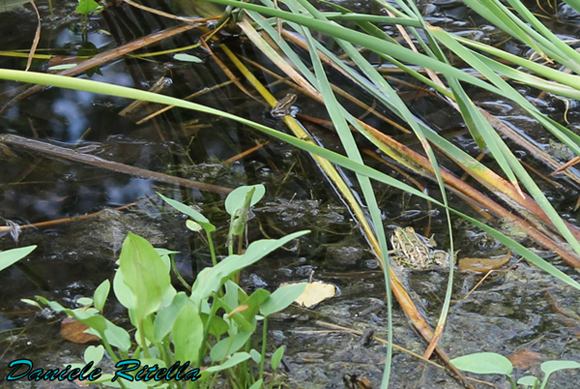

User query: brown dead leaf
[458,250,511,273]
[60,317,99,344]
[508,348,543,370]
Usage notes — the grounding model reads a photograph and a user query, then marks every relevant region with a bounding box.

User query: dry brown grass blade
[0,199,141,233]
[200,29,262,103]
[0,23,201,113]
[0,134,232,195]
[390,273,475,388]
[26,0,41,72]
[550,155,580,176]
[223,140,270,164]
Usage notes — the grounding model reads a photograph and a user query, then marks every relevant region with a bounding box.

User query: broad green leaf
[224,184,265,216]
[76,297,93,306]
[451,352,513,375]
[240,288,270,322]
[118,233,175,322]
[20,299,40,308]
[541,360,580,374]
[228,187,256,238]
[153,292,189,342]
[36,296,131,351]
[271,345,285,370]
[93,280,110,312]
[100,319,132,352]
[224,280,241,313]
[172,301,203,364]
[250,348,262,363]
[83,345,104,365]
[260,282,307,316]
[186,219,203,232]
[201,312,229,336]
[517,375,539,388]
[113,270,136,310]
[0,245,36,272]
[210,331,252,362]
[153,248,176,271]
[191,231,309,305]
[203,352,251,373]
[76,0,99,14]
[249,379,263,389]
[214,296,254,333]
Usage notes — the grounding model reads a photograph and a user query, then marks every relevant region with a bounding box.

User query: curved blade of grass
[453,35,580,96]
[287,5,394,385]
[459,0,546,59]
[2,69,579,288]
[503,0,580,73]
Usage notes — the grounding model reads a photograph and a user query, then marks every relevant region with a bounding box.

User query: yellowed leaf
[282,281,336,308]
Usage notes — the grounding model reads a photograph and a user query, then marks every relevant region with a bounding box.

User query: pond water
[2,0,580,388]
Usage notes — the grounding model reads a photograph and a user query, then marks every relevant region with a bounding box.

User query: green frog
[390,227,450,270]
[271,93,297,117]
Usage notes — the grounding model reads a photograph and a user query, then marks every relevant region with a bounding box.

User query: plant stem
[259,316,269,379]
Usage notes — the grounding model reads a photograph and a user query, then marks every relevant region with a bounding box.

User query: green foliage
[36,186,309,388]
[0,245,36,272]
[76,0,99,15]
[451,352,580,389]
[174,53,203,63]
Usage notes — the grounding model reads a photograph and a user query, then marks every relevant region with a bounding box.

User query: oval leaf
[93,280,110,312]
[271,345,285,370]
[224,185,265,216]
[260,282,307,316]
[450,352,513,375]
[174,53,202,63]
[541,360,580,375]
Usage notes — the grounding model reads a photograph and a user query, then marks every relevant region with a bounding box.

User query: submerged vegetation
[2,0,580,387]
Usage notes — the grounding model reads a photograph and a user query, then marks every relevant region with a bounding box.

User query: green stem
[197,294,220,364]
[206,229,217,266]
[171,253,192,291]
[259,316,269,379]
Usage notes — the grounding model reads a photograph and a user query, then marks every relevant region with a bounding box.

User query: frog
[390,227,450,270]
[270,93,297,117]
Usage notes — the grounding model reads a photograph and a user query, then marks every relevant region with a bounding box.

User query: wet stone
[324,241,364,267]
[68,208,167,254]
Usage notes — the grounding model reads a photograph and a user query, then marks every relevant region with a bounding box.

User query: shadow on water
[2,0,580,387]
